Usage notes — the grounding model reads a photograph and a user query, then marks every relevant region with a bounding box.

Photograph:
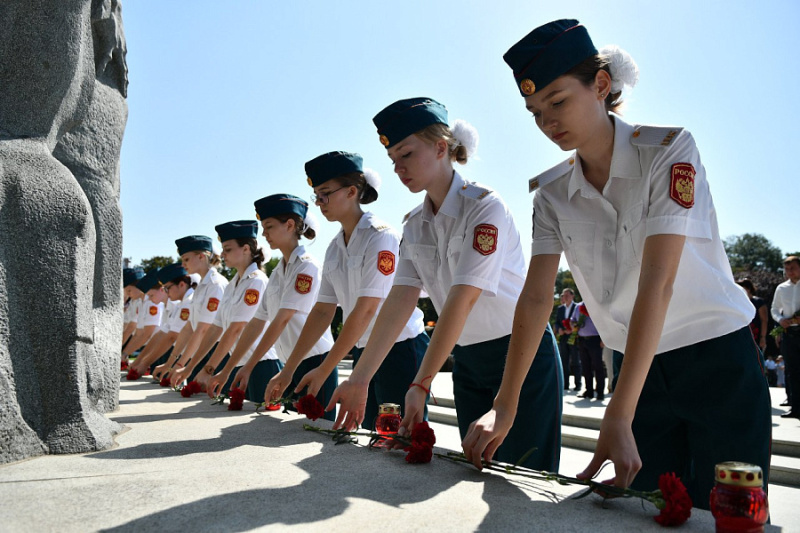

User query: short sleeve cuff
[357,288,388,299]
[315,294,338,305]
[452,275,498,297]
[646,215,711,240]
[531,238,563,256]
[393,277,424,289]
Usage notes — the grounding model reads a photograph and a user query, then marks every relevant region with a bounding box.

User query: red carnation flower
[579,303,590,317]
[228,387,245,411]
[561,319,571,330]
[180,380,202,398]
[654,472,692,527]
[120,361,128,371]
[402,422,435,464]
[295,394,325,421]
[411,422,436,447]
[159,376,171,387]
[405,443,433,464]
[125,367,141,381]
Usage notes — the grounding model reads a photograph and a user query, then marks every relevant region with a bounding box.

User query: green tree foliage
[417,297,438,325]
[138,255,175,273]
[264,257,280,277]
[724,233,783,273]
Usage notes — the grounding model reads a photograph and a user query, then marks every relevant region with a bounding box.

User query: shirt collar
[239,261,259,280]
[281,244,305,270]
[567,115,642,200]
[422,171,462,221]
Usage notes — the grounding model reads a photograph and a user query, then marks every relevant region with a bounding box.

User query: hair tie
[303,212,319,233]
[600,45,639,94]
[451,119,479,158]
[363,167,382,191]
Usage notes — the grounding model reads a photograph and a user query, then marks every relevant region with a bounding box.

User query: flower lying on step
[120,360,129,371]
[159,376,171,387]
[180,380,202,398]
[295,394,325,421]
[125,367,141,381]
[227,387,245,411]
[304,421,437,464]
[438,452,692,527]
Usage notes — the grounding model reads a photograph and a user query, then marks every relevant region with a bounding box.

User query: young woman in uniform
[206,195,332,409]
[265,154,429,429]
[169,222,278,392]
[330,99,562,470]
[128,263,197,377]
[153,236,228,382]
[462,19,771,508]
[121,268,166,366]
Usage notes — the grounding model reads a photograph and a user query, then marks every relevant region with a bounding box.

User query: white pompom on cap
[600,45,639,94]
[451,119,479,158]
[363,167,382,192]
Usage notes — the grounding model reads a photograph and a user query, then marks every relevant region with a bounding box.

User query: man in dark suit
[555,288,581,391]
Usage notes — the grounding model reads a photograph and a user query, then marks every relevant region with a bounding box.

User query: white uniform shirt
[254,245,334,363]
[136,294,164,329]
[771,279,800,323]
[160,288,194,334]
[190,268,228,330]
[317,212,425,348]
[395,171,526,346]
[212,262,278,365]
[124,298,141,324]
[531,115,753,353]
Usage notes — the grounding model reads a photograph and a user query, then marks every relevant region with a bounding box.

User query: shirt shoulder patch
[459,181,492,201]
[630,125,684,147]
[402,204,423,224]
[529,157,574,192]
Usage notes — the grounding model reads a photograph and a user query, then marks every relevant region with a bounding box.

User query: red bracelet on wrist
[409,375,438,405]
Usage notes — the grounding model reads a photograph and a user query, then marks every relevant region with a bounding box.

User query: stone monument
[0,0,128,463]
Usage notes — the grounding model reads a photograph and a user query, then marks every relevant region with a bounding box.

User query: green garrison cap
[503,19,597,97]
[175,235,213,256]
[304,151,363,187]
[372,97,448,149]
[254,194,308,221]
[215,220,258,242]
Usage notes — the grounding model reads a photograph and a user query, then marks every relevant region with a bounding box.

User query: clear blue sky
[120,1,800,268]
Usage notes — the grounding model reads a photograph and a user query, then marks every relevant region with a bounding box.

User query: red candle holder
[709,462,769,533]
[375,403,402,435]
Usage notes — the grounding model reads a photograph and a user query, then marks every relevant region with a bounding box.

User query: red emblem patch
[244,288,259,306]
[148,306,158,316]
[207,298,220,312]
[180,308,190,321]
[377,250,395,276]
[670,163,695,209]
[473,224,498,256]
[295,274,313,295]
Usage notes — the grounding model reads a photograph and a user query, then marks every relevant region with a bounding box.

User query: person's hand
[170,366,190,388]
[207,372,230,398]
[152,364,169,380]
[396,385,428,440]
[231,367,251,393]
[759,337,767,351]
[129,358,146,375]
[461,406,515,470]
[195,370,211,389]
[327,379,369,431]
[780,318,791,329]
[265,370,293,405]
[577,413,641,491]
[294,366,329,398]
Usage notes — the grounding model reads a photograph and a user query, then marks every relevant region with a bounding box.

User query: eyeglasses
[311,186,346,205]
[163,283,174,292]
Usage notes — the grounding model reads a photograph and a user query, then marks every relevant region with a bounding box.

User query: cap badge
[520,79,536,96]
[379,134,390,147]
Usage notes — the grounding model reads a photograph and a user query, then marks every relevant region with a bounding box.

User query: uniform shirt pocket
[559,220,595,271]
[620,202,646,268]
